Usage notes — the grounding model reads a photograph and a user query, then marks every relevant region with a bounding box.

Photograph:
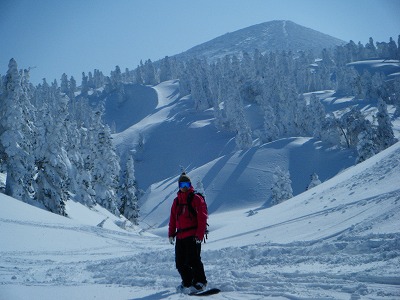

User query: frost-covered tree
[89,107,121,215]
[188,58,212,110]
[159,56,172,83]
[81,72,89,97]
[135,61,144,85]
[122,68,134,83]
[119,155,139,225]
[270,166,293,206]
[65,115,96,208]
[108,65,125,104]
[194,177,205,195]
[393,78,400,117]
[60,73,69,94]
[320,113,342,146]
[207,60,224,129]
[356,127,377,163]
[142,59,157,85]
[335,66,358,96]
[360,70,374,100]
[69,76,77,99]
[387,37,398,59]
[260,104,279,143]
[364,37,377,58]
[222,56,253,149]
[306,172,321,190]
[33,81,70,215]
[276,80,298,136]
[0,59,36,202]
[307,94,326,138]
[376,97,396,151]
[340,107,370,148]
[93,69,106,88]
[235,111,253,149]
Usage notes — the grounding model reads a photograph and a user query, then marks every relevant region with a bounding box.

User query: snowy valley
[1,78,400,299]
[1,20,400,300]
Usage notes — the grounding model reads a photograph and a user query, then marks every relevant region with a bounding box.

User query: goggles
[179,181,191,189]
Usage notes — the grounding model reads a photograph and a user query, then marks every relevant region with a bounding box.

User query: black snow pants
[175,236,207,287]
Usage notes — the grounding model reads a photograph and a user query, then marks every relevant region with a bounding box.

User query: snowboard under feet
[189,287,221,296]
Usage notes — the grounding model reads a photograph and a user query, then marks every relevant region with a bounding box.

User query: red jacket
[168,187,208,240]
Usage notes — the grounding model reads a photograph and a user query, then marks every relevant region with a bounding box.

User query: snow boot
[176,283,192,294]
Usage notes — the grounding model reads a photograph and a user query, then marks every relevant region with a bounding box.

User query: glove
[195,237,202,244]
[169,236,175,245]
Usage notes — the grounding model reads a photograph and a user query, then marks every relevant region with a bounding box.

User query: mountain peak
[177,20,345,61]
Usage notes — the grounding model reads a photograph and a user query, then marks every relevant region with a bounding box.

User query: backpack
[176,191,209,242]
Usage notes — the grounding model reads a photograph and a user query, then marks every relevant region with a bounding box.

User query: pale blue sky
[1,0,399,85]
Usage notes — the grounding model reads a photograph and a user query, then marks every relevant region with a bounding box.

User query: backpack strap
[186,192,197,217]
[175,194,196,217]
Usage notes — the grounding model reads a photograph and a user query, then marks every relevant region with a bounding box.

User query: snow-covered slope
[139,136,355,228]
[113,81,356,199]
[1,139,399,299]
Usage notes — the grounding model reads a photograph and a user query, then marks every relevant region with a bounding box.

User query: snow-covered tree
[205,59,226,129]
[221,56,253,149]
[135,61,144,85]
[0,59,36,202]
[60,73,69,94]
[364,37,377,58]
[65,116,96,208]
[108,65,125,104]
[376,97,396,151]
[81,72,89,97]
[33,81,70,215]
[194,177,205,195]
[335,66,358,96]
[387,37,398,59]
[142,59,157,85]
[320,113,342,146]
[159,56,173,83]
[356,127,377,163]
[69,76,77,99]
[89,106,121,215]
[393,77,400,117]
[235,111,253,149]
[307,94,326,138]
[119,155,139,225]
[306,172,322,190]
[188,58,212,111]
[93,69,106,88]
[340,107,370,148]
[260,104,279,143]
[270,166,293,206]
[275,80,298,136]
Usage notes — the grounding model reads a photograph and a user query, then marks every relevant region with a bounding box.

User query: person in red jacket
[168,172,208,293]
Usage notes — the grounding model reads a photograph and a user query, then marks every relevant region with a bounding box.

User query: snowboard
[189,288,221,296]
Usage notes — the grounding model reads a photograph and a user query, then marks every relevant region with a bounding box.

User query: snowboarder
[168,172,208,294]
